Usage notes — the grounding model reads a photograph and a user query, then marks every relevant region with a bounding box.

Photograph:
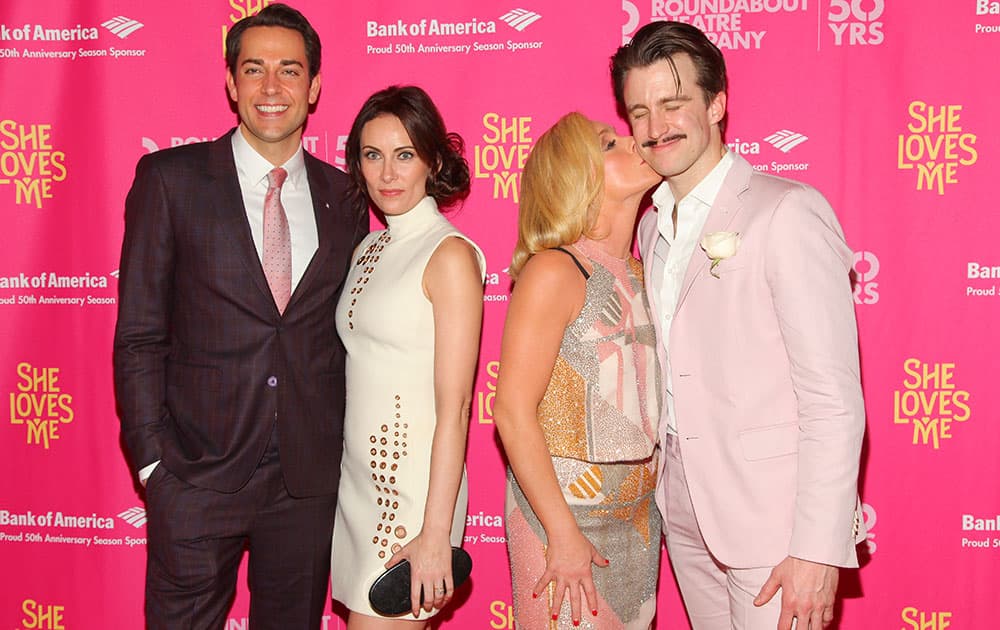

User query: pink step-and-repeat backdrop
[2,1,999,628]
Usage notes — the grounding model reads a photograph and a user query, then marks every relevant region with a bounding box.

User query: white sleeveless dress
[330,196,485,619]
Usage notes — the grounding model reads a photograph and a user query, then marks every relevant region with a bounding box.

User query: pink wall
[1,1,998,628]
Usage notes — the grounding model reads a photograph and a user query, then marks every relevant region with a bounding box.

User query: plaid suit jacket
[114,129,367,496]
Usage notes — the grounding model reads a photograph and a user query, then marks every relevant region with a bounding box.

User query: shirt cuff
[138,460,160,487]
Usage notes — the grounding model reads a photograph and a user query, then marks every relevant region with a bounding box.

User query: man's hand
[754,556,839,630]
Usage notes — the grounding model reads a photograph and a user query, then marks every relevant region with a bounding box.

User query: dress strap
[552,246,590,280]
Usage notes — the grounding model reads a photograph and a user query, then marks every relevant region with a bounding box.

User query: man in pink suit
[611,21,866,630]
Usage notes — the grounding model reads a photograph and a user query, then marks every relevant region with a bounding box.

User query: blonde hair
[509,112,604,279]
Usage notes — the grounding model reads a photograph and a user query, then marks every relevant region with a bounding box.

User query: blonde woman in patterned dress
[331,85,485,628]
[494,112,663,629]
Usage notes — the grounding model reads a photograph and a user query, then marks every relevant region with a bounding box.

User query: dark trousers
[143,439,336,630]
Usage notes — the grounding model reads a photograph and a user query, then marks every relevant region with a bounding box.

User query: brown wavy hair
[345,85,470,217]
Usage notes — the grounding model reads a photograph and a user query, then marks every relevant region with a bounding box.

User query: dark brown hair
[225,3,321,79]
[611,21,728,131]
[346,85,470,215]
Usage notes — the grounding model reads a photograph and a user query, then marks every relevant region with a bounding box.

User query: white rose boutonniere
[701,231,741,278]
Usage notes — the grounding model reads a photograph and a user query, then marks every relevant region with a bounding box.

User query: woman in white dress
[330,85,485,628]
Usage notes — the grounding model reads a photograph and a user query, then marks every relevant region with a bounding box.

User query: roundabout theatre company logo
[650,0,808,50]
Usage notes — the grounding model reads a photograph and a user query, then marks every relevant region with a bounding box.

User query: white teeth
[256,104,287,113]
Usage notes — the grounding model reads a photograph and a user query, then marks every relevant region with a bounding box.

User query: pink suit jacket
[638,154,866,569]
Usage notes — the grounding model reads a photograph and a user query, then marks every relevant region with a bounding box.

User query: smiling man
[113,5,366,628]
[612,21,867,630]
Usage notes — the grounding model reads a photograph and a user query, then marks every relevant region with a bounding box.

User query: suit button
[267,376,278,387]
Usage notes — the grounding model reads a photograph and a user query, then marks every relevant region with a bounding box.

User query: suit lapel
[674,155,753,312]
[209,130,276,305]
[639,210,659,303]
[287,152,341,310]
[638,210,669,458]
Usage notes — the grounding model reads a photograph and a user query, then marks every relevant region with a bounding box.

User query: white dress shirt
[651,150,734,435]
[139,130,320,485]
[232,128,319,289]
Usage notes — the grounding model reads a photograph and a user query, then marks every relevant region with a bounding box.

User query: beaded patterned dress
[505,238,661,630]
[330,196,485,619]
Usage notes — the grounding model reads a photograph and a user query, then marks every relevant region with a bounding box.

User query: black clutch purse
[367,546,473,617]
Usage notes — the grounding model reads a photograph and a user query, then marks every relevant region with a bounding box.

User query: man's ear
[226,70,238,102]
[709,91,727,126]
[308,72,322,105]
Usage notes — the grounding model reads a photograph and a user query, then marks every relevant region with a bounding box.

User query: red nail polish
[552,614,559,620]
[573,621,580,627]
[592,609,598,616]
[531,592,537,599]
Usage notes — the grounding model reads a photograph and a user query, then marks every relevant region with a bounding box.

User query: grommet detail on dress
[370,398,409,562]
[348,231,391,331]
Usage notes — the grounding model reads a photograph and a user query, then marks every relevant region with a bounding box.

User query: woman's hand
[534,528,609,624]
[493,250,596,625]
[384,530,455,617]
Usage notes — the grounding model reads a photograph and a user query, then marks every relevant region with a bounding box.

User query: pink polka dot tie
[262,167,291,314]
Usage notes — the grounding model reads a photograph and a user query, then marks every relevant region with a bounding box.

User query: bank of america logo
[764,129,809,153]
[500,9,542,31]
[117,507,147,528]
[101,16,144,39]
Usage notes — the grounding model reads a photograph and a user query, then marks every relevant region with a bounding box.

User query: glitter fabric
[331,197,486,618]
[536,356,588,461]
[538,238,660,463]
[507,457,660,629]
[506,239,662,629]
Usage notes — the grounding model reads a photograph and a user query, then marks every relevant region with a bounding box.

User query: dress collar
[384,196,441,235]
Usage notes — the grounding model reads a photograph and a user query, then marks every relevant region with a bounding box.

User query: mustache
[642,134,686,148]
